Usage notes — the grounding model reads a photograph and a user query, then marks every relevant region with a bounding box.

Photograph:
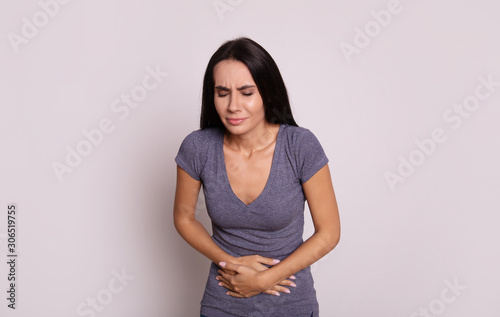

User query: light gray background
[1,0,499,316]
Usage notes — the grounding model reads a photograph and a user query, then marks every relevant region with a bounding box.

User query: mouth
[227,118,247,125]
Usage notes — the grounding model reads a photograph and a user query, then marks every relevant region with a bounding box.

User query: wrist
[230,255,241,265]
[221,254,238,265]
[257,269,279,291]
[213,253,237,267]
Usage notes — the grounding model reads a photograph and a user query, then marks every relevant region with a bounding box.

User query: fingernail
[226,291,230,295]
[215,276,219,280]
[290,275,296,279]
[274,291,280,296]
[272,259,280,264]
[284,289,290,293]
[290,282,296,287]
[219,262,226,268]
[218,282,223,286]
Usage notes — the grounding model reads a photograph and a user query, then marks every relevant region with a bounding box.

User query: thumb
[219,261,240,272]
[258,256,281,266]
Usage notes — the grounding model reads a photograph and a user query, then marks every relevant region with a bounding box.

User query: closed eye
[216,92,253,97]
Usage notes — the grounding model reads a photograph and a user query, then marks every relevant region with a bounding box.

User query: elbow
[331,224,341,250]
[324,233,340,253]
[330,233,340,251]
[173,215,182,234]
[329,216,341,251]
[320,224,341,253]
[173,208,182,232]
[173,208,193,235]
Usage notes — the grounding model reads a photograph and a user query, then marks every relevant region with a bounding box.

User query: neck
[223,122,280,156]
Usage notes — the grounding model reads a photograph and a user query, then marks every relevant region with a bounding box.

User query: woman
[173,37,340,316]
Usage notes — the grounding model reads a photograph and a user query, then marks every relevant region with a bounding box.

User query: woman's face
[213,59,267,136]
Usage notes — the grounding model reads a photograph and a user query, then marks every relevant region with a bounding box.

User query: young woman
[173,37,340,317]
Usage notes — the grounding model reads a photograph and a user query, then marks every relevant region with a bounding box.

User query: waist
[212,233,303,259]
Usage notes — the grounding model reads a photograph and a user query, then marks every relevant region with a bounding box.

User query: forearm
[174,216,236,265]
[260,230,339,288]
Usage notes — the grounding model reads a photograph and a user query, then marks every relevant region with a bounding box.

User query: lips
[227,118,247,125]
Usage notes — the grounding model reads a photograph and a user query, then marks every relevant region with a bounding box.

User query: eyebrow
[214,85,256,91]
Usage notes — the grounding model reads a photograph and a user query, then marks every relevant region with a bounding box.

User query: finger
[219,261,241,273]
[277,279,297,288]
[222,268,237,276]
[257,256,281,266]
[218,269,234,282]
[269,284,291,294]
[215,275,231,286]
[262,289,281,296]
[217,280,235,291]
[226,290,245,298]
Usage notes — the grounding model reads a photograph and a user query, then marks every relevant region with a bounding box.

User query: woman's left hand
[216,261,290,298]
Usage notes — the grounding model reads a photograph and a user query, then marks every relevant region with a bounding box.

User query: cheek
[214,99,225,114]
[248,98,265,115]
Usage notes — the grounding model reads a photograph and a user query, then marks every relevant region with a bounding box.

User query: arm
[219,164,341,297]
[173,165,293,295]
[173,165,234,265]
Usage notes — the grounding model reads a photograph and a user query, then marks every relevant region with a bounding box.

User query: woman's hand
[220,254,296,279]
[216,258,296,298]
[226,255,280,273]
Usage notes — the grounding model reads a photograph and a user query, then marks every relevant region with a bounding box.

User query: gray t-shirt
[174,123,329,317]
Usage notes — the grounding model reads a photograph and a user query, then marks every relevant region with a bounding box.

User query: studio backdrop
[1,0,499,316]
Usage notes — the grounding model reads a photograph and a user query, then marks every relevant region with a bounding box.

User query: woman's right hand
[217,255,296,296]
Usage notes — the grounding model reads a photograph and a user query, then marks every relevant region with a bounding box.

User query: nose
[227,91,242,113]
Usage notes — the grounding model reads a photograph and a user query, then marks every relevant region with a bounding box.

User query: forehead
[213,60,255,85]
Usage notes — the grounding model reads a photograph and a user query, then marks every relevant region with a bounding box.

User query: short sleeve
[296,129,329,184]
[174,131,202,181]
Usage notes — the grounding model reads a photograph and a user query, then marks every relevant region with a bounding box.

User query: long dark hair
[200,37,298,130]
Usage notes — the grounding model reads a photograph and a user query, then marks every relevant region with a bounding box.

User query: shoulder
[282,125,329,183]
[175,127,221,180]
[281,124,327,161]
[281,124,319,145]
[282,124,312,134]
[176,127,222,160]
[181,127,221,145]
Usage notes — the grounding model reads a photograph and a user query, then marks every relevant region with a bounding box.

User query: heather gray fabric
[175,123,329,317]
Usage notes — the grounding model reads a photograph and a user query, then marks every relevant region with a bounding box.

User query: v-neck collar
[219,124,284,208]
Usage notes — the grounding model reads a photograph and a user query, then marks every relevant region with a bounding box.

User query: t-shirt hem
[301,157,329,184]
[175,157,201,181]
[201,306,246,317]
[201,306,318,317]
